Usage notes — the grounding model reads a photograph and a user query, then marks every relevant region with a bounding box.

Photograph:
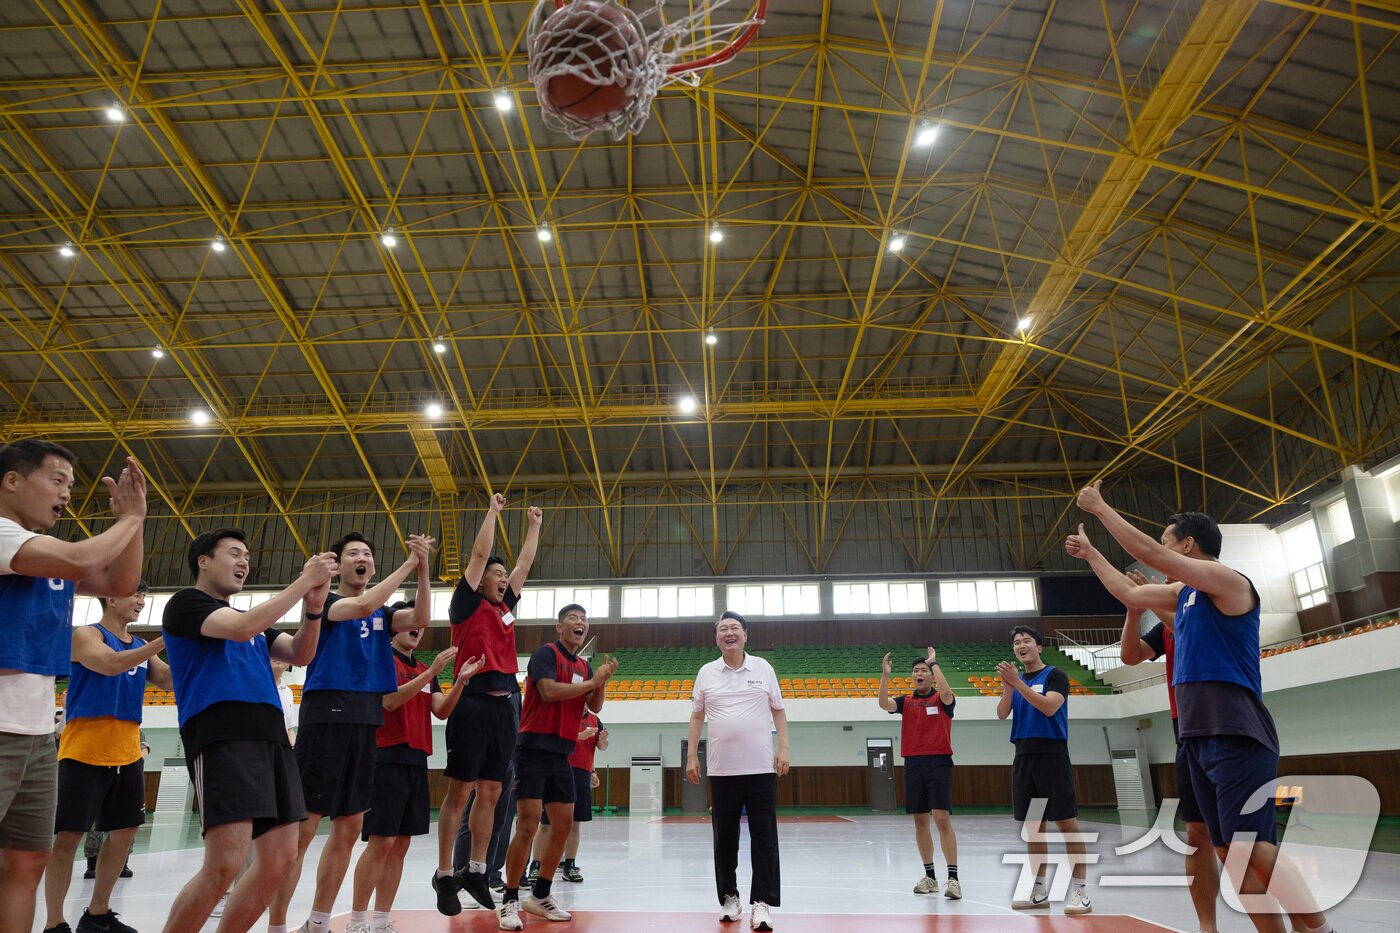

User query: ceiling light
[705,332,718,346]
[913,120,940,148]
[425,402,444,419]
[709,225,723,244]
[432,341,447,354]
[210,236,226,253]
[888,234,906,252]
[677,395,698,414]
[59,241,76,258]
[151,347,165,359]
[494,89,513,111]
[104,104,125,123]
[380,227,398,249]
[190,409,211,426]
[536,224,552,242]
[1016,317,1032,333]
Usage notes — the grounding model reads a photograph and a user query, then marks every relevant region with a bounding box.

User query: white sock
[349,910,367,926]
[307,911,331,933]
[371,911,391,932]
[1071,878,1086,891]
[469,860,486,874]
[435,868,451,879]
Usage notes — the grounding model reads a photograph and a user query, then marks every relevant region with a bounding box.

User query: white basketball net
[527,0,765,140]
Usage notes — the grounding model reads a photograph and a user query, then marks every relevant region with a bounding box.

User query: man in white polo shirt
[686,611,789,933]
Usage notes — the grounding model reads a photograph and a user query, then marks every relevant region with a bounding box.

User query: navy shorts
[903,756,953,814]
[1182,734,1277,848]
[1174,739,1203,824]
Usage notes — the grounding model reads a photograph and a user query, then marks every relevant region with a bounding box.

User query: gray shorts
[0,732,58,851]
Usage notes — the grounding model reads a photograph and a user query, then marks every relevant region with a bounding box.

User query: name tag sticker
[1032,683,1045,694]
[501,611,516,627]
[571,673,585,684]
[421,683,432,693]
[372,616,385,630]
[925,705,939,715]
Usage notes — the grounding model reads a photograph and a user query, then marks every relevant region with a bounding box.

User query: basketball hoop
[527,0,766,140]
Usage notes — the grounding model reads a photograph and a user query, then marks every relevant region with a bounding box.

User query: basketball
[535,0,644,123]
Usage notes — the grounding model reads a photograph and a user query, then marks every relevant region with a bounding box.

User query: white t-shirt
[0,518,59,735]
[277,682,296,731]
[691,653,785,776]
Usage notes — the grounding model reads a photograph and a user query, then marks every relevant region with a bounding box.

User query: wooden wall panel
[1155,750,1400,816]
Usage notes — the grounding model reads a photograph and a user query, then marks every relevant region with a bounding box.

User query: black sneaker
[561,863,583,883]
[452,868,496,911]
[83,858,96,880]
[431,871,462,917]
[489,876,506,893]
[42,924,72,933]
[119,863,133,879]
[526,860,540,885]
[76,910,137,933]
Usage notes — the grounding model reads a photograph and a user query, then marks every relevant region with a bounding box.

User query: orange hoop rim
[544,0,766,77]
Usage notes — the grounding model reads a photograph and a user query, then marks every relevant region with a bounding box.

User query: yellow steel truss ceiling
[0,0,1397,582]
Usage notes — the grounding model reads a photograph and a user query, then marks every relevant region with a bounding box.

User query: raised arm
[390,539,436,632]
[385,647,457,712]
[876,652,897,712]
[928,647,955,706]
[462,494,505,591]
[1077,482,1250,608]
[1066,524,1183,614]
[199,552,338,642]
[331,535,435,625]
[71,626,165,676]
[585,655,616,713]
[508,506,543,595]
[1119,569,1157,664]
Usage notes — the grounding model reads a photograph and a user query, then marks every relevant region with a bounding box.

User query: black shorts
[1174,739,1203,824]
[1012,751,1078,823]
[295,722,378,818]
[191,739,305,839]
[445,693,518,784]
[513,747,575,806]
[543,768,594,824]
[361,760,430,840]
[55,758,146,833]
[903,756,953,815]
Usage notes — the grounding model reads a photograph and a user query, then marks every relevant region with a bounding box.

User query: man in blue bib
[0,440,146,933]
[996,625,1091,916]
[267,531,435,933]
[1067,482,1337,933]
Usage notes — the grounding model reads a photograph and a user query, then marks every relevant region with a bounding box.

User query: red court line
[336,909,1176,931]
[650,815,855,824]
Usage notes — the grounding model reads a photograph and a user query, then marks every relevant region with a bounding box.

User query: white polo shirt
[691,652,784,776]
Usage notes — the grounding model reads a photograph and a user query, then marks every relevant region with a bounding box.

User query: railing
[1054,628,1128,676]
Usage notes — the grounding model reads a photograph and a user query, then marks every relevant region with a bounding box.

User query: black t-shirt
[449,580,522,695]
[1014,667,1071,755]
[162,589,290,758]
[1141,622,1166,659]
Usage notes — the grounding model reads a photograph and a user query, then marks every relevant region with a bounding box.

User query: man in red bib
[435,495,543,915]
[878,648,961,900]
[496,604,617,930]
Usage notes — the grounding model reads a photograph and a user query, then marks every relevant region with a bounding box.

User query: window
[939,578,1036,613]
[724,583,818,617]
[518,587,610,620]
[1327,498,1354,545]
[1293,564,1328,610]
[71,596,103,627]
[832,581,927,615]
[620,585,712,618]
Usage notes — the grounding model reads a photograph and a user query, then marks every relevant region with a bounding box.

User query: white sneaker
[750,901,773,931]
[210,893,227,918]
[944,878,962,899]
[497,899,523,931]
[1064,886,1092,915]
[1011,887,1049,909]
[720,894,742,922]
[913,876,939,894]
[344,924,370,933]
[522,894,572,921]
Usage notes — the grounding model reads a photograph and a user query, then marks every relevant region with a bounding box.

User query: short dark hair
[331,531,374,561]
[484,556,507,572]
[1165,511,1222,558]
[911,658,932,672]
[105,578,149,607]
[558,603,586,621]
[716,610,748,632]
[0,439,77,479]
[187,527,247,578]
[1010,625,1043,645]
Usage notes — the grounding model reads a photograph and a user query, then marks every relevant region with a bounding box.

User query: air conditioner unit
[1110,747,1155,810]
